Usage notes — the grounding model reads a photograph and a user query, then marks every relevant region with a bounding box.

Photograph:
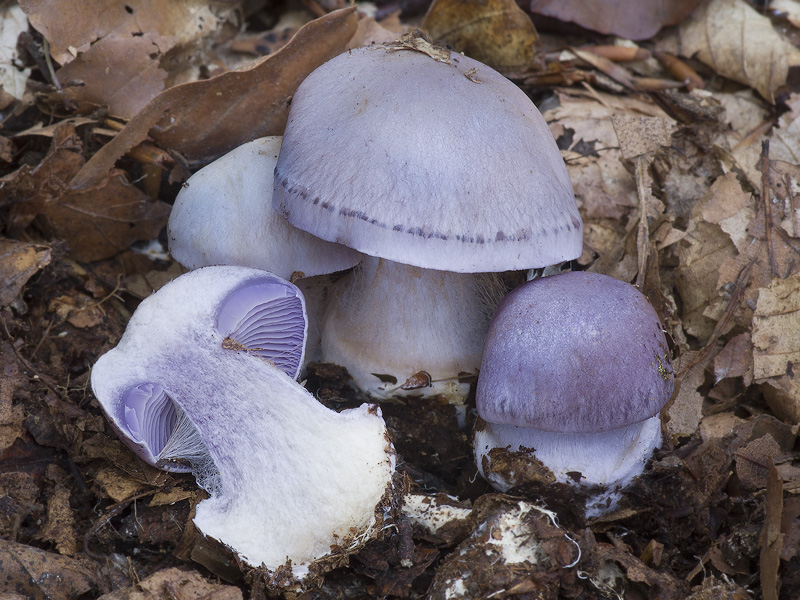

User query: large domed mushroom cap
[477,271,674,433]
[273,44,582,273]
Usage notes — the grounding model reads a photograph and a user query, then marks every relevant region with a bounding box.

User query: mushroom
[272,41,582,399]
[473,271,673,514]
[167,136,363,363]
[91,266,395,582]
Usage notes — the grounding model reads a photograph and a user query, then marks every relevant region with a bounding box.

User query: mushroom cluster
[473,271,674,514]
[91,266,395,582]
[272,41,582,398]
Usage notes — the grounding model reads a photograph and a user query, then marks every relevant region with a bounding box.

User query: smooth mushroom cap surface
[169,137,362,280]
[273,45,582,273]
[477,271,674,433]
[90,266,395,577]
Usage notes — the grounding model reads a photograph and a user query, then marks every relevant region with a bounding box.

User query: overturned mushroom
[91,266,395,582]
[273,41,582,399]
[474,271,673,515]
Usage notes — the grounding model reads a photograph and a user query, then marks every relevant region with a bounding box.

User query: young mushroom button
[272,42,583,400]
[474,271,674,515]
[91,266,395,583]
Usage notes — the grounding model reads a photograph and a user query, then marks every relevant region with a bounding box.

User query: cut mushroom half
[91,266,395,582]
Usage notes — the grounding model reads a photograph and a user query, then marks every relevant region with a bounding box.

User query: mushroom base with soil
[322,256,506,400]
[473,415,662,516]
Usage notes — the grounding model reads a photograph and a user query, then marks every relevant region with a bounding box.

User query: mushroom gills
[216,280,307,379]
[474,415,662,491]
[121,383,214,483]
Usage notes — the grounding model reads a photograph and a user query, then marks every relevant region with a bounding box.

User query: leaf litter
[1,0,800,598]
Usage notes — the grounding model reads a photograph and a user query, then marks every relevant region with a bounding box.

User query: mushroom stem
[321,256,506,399]
[473,415,662,498]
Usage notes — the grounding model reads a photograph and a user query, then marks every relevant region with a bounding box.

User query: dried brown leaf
[528,0,701,40]
[37,484,78,556]
[666,350,707,439]
[735,433,781,490]
[97,566,243,600]
[544,89,665,221]
[0,342,27,454]
[94,467,149,502]
[0,538,96,599]
[611,114,676,160]
[752,273,800,379]
[699,173,755,253]
[674,220,737,341]
[759,457,784,600]
[56,31,174,119]
[713,332,752,384]
[676,0,800,103]
[422,0,538,70]
[40,169,170,262]
[69,7,358,189]
[19,0,235,65]
[0,238,51,307]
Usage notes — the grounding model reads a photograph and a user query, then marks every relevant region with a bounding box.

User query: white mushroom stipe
[91,266,395,579]
[474,416,663,496]
[322,256,505,399]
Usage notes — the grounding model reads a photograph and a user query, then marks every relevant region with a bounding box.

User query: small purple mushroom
[272,42,582,399]
[91,266,395,581]
[474,271,674,514]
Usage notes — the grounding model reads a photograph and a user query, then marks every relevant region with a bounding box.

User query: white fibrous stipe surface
[474,416,662,493]
[322,256,505,399]
[91,266,395,577]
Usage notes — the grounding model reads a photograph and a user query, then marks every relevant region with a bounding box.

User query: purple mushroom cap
[273,44,582,273]
[477,272,674,434]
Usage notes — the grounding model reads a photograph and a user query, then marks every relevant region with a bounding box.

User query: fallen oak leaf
[673,0,800,103]
[19,0,235,66]
[421,0,538,71]
[69,7,359,190]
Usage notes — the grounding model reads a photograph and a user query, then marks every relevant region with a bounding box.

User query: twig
[760,140,777,276]
[84,490,157,560]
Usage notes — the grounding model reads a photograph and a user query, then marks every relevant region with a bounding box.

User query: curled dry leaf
[528,0,701,41]
[421,0,538,71]
[713,332,752,384]
[0,238,51,307]
[69,7,359,190]
[674,0,800,103]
